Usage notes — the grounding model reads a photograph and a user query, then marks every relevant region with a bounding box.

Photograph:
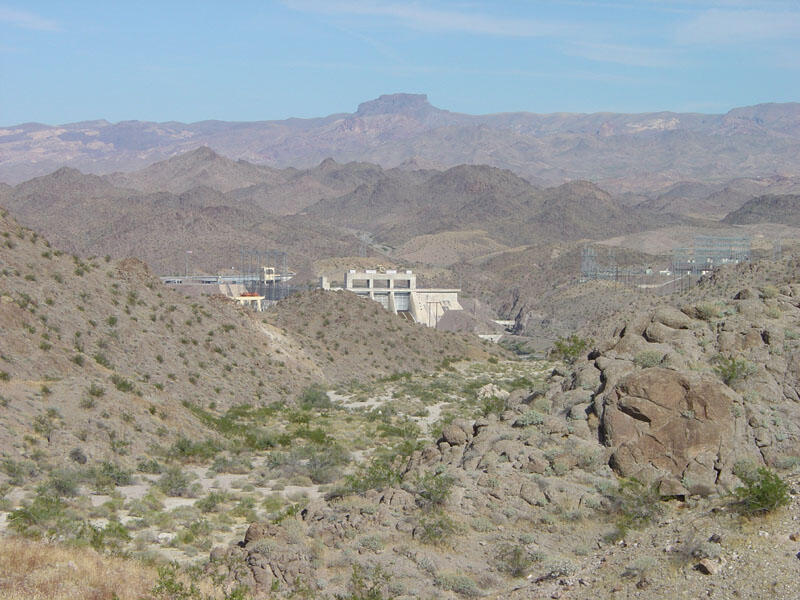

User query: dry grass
[0,537,156,600]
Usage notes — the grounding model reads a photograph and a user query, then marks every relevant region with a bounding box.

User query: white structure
[320,269,462,328]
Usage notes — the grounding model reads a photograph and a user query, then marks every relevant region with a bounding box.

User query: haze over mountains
[3,94,800,193]
[4,141,800,348]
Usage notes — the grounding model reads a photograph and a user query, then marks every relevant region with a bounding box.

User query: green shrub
[713,355,756,386]
[634,350,664,369]
[307,443,350,484]
[93,352,111,368]
[603,477,664,540]
[156,465,198,497]
[344,456,404,494]
[111,374,135,393]
[1,458,36,486]
[416,469,455,509]
[169,437,222,462]
[335,564,392,600]
[136,457,163,474]
[733,467,790,516]
[94,461,133,487]
[8,495,68,538]
[479,396,506,417]
[696,303,721,321]
[513,410,545,427]
[38,469,80,497]
[299,384,331,410]
[495,542,539,577]
[196,491,228,513]
[417,511,458,546]
[434,572,480,597]
[549,335,591,365]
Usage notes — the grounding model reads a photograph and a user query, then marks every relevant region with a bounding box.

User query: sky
[1,0,799,125]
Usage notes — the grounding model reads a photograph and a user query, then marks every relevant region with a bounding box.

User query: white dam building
[320,269,462,328]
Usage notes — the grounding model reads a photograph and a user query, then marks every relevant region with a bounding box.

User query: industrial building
[320,268,463,328]
[160,249,294,311]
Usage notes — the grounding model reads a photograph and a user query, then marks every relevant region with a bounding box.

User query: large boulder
[600,367,746,494]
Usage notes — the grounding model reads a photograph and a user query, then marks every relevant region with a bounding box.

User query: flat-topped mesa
[355,93,436,117]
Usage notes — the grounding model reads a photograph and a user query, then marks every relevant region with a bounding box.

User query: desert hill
[723,194,800,226]
[637,175,800,219]
[2,198,800,599]
[105,146,286,195]
[0,208,494,467]
[5,147,800,355]
[3,94,800,192]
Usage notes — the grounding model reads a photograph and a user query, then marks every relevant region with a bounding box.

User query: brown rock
[653,307,695,330]
[602,368,739,491]
[695,559,717,575]
[441,423,468,446]
[244,522,270,546]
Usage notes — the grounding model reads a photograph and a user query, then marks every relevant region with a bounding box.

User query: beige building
[320,269,462,328]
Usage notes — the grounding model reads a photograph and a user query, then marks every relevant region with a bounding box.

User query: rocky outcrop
[563,285,800,494]
[600,368,742,495]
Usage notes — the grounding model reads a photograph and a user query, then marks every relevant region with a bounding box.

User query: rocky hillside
[0,209,493,466]
[723,194,800,226]
[202,254,800,600]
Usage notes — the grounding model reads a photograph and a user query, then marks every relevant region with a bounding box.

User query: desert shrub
[513,410,545,427]
[69,447,87,464]
[713,355,756,386]
[150,564,250,600]
[696,302,722,321]
[603,477,664,540]
[156,465,198,497]
[416,469,455,509]
[93,461,133,488]
[434,572,481,597]
[733,467,790,516]
[761,285,779,299]
[336,564,392,600]
[479,395,506,417]
[93,352,111,368]
[211,455,252,474]
[299,384,331,410]
[633,350,664,369]
[38,469,81,497]
[341,443,419,495]
[307,443,350,484]
[417,511,458,546]
[8,495,69,538]
[111,373,135,393]
[196,491,228,513]
[2,458,37,486]
[137,457,163,474]
[494,542,539,577]
[549,335,591,365]
[88,382,105,397]
[169,437,222,462]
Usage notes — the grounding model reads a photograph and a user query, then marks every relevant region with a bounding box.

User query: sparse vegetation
[549,335,591,364]
[733,467,790,516]
[713,355,757,386]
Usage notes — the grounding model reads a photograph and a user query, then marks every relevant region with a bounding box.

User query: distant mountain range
[0,148,684,277]
[2,94,800,191]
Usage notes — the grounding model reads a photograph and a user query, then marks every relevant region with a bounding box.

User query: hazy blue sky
[1,1,799,124]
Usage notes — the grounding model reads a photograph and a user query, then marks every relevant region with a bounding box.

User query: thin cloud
[0,6,59,31]
[565,41,678,68]
[676,8,800,44]
[284,0,580,37]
